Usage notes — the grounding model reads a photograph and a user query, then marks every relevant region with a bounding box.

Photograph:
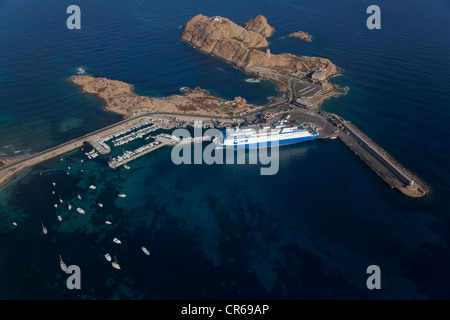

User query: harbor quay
[245,101,429,197]
[0,107,429,197]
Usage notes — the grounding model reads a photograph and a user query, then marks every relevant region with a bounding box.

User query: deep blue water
[0,0,450,299]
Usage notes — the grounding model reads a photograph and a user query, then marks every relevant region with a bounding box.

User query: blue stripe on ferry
[216,135,319,149]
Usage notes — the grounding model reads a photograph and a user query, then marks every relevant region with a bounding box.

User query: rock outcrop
[181,14,269,49]
[68,75,250,118]
[288,31,312,42]
[181,14,340,83]
[243,15,275,38]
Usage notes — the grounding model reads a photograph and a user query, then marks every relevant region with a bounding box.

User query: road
[331,115,412,187]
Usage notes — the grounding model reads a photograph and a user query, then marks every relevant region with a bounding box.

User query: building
[311,70,326,81]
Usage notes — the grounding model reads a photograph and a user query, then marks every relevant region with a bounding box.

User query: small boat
[118,193,126,198]
[77,193,82,200]
[67,201,72,210]
[141,246,150,256]
[54,204,58,208]
[77,207,85,215]
[112,255,121,270]
[245,77,261,83]
[57,215,62,222]
[105,216,112,225]
[59,255,67,272]
[52,182,56,186]
[113,237,122,244]
[12,222,17,226]
[329,136,337,140]
[105,253,112,262]
[52,191,55,195]
[123,164,130,170]
[59,195,63,203]
[98,203,103,208]
[80,169,84,173]
[89,185,96,190]
[41,221,47,235]
[68,166,71,170]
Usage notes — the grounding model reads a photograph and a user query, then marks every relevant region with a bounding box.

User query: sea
[0,0,449,300]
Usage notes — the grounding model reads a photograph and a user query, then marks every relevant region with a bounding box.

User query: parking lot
[292,81,322,99]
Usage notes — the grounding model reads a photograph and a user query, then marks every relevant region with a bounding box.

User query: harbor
[0,101,430,197]
[0,112,239,189]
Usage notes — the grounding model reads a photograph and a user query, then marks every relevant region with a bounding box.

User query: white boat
[57,215,62,222]
[77,193,82,200]
[52,182,56,186]
[105,253,112,262]
[105,216,112,225]
[67,201,72,210]
[54,204,58,208]
[245,77,261,83]
[12,222,17,226]
[112,255,121,270]
[118,193,126,198]
[123,164,130,170]
[59,255,67,272]
[89,185,96,190]
[98,203,103,208]
[113,237,122,244]
[41,221,47,235]
[59,195,63,203]
[141,246,150,256]
[77,207,85,215]
[52,191,55,195]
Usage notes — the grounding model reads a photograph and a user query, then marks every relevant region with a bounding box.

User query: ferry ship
[213,120,319,148]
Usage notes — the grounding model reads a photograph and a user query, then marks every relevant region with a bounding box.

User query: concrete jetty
[327,114,429,197]
[244,98,429,197]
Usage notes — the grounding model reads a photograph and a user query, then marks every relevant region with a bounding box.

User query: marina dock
[0,112,239,188]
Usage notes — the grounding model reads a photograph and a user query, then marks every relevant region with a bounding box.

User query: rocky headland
[181,14,340,94]
[67,75,254,118]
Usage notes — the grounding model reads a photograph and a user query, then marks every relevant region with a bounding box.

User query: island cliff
[243,15,275,38]
[181,14,340,90]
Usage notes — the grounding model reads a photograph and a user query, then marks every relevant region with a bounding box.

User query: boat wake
[75,66,87,75]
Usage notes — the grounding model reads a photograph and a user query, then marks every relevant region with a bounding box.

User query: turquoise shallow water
[0,0,450,299]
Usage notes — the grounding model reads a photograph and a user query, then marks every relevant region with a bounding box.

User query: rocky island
[288,31,312,42]
[68,75,256,119]
[181,14,340,103]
